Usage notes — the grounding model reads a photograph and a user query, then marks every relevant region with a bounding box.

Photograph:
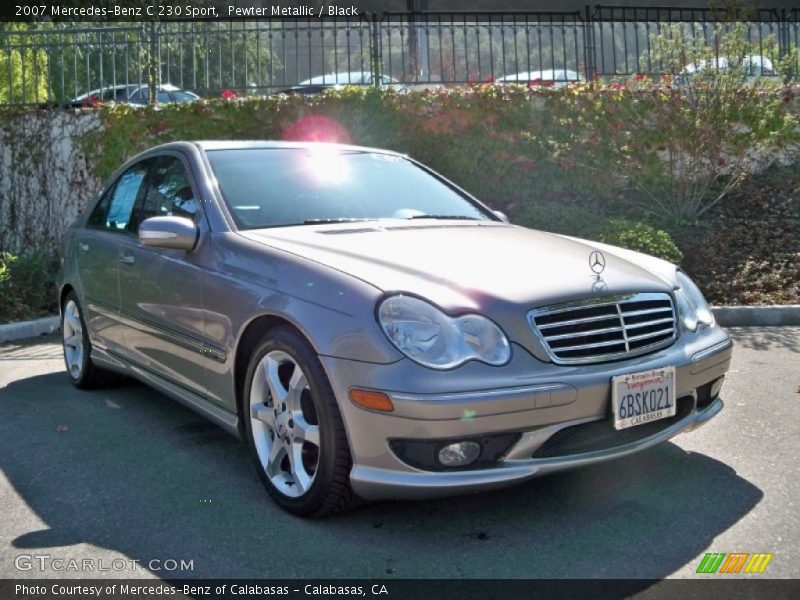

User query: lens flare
[303,147,349,184]
[282,115,351,144]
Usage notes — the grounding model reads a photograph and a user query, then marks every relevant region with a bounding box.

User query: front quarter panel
[202,232,403,409]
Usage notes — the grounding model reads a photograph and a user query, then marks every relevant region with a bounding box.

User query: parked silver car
[59,141,732,516]
[70,83,200,107]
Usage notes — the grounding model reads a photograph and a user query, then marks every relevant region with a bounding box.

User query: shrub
[519,203,683,263]
[599,220,683,264]
[519,202,604,239]
[0,251,58,323]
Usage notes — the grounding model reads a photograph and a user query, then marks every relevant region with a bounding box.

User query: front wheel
[243,326,355,517]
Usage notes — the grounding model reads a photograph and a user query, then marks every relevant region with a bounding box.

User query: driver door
[116,153,212,399]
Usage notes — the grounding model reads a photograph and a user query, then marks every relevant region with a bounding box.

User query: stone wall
[0,110,101,254]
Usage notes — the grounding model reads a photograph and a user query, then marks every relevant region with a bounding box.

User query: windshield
[206,148,492,229]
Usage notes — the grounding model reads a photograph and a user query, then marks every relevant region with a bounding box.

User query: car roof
[191,140,405,155]
[299,71,370,85]
[683,55,774,73]
[498,69,581,81]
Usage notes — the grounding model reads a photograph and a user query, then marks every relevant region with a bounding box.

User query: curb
[0,306,798,345]
[712,305,800,327]
[0,315,60,344]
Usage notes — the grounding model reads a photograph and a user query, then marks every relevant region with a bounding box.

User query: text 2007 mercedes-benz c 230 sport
[59,141,732,516]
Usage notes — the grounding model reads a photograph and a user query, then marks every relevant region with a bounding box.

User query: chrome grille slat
[623,317,675,329]
[619,307,674,318]
[528,293,677,365]
[626,328,675,343]
[533,299,624,317]
[537,313,621,329]
[549,338,628,352]
[543,325,624,341]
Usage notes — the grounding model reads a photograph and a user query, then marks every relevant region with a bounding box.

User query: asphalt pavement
[0,328,798,580]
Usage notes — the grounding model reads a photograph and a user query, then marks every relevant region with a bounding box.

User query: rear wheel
[243,326,355,517]
[61,291,116,388]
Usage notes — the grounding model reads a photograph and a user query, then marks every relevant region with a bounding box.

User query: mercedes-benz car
[58,141,732,516]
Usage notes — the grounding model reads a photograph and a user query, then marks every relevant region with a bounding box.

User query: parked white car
[497,69,585,88]
[298,71,407,92]
[681,55,777,83]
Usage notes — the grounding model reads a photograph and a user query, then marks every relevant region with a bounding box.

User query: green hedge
[519,202,683,264]
[84,84,799,226]
[0,251,58,322]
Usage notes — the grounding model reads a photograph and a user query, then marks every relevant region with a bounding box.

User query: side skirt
[91,347,241,439]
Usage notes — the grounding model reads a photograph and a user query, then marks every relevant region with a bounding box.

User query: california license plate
[612,366,676,430]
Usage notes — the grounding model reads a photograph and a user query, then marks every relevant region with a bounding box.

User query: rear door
[75,160,150,355]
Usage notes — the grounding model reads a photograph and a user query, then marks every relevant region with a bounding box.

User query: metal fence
[1,6,799,106]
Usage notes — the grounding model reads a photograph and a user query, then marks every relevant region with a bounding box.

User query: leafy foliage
[519,202,683,264]
[600,220,683,265]
[0,251,58,322]
[0,24,49,104]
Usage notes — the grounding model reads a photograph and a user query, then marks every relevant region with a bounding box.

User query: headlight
[675,271,714,331]
[378,295,511,369]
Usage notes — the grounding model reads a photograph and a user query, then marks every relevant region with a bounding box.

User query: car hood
[240,221,677,312]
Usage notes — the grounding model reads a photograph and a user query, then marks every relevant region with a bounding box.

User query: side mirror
[493,210,510,223]
[139,216,198,251]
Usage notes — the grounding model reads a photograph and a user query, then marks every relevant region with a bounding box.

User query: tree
[0,24,49,104]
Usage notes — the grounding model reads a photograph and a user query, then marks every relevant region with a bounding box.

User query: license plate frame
[611,366,676,431]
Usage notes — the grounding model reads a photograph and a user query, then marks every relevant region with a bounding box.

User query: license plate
[612,366,676,430]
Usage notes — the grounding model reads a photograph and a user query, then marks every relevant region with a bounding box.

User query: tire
[242,326,355,517]
[61,291,117,389]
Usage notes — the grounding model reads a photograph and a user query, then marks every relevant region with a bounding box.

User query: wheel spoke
[63,334,81,349]
[286,368,308,410]
[265,438,285,477]
[65,311,81,333]
[249,360,269,408]
[294,415,320,448]
[251,404,276,428]
[265,356,288,405]
[287,443,312,494]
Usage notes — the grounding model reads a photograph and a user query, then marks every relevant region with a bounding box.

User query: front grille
[529,293,677,365]
[531,396,693,459]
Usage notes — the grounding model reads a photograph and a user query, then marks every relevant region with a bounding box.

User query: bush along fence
[1,82,799,253]
[0,79,798,322]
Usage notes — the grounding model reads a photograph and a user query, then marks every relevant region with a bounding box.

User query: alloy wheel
[249,350,321,497]
[62,299,85,379]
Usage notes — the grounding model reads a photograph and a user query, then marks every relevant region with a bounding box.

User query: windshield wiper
[407,215,480,220]
[302,218,377,225]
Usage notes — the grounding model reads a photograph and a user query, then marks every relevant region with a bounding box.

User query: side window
[87,186,113,228]
[138,156,198,224]
[104,162,149,231]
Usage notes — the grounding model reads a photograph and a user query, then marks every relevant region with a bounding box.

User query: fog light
[710,376,724,398]
[438,441,481,467]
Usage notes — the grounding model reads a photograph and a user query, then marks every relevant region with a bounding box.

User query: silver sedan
[59,141,732,516]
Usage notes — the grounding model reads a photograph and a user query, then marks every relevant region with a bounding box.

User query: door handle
[78,242,89,253]
[119,253,135,266]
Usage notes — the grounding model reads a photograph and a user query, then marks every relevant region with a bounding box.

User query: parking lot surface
[1,328,798,580]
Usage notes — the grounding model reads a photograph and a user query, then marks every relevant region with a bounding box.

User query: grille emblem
[589,250,606,276]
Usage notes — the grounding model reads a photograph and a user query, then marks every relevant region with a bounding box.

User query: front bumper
[321,326,732,501]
